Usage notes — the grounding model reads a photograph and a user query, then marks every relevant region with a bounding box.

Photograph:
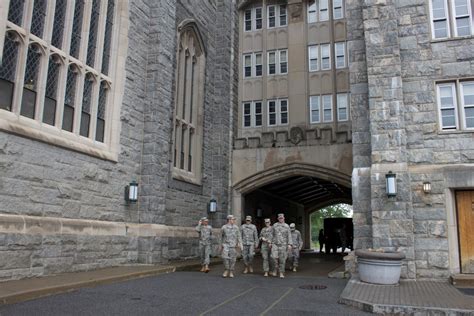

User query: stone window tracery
[0,0,124,161]
[172,22,206,184]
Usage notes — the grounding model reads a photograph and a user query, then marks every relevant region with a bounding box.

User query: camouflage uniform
[221,222,242,273]
[259,225,274,273]
[195,223,212,266]
[271,221,293,274]
[241,222,258,267]
[289,228,302,268]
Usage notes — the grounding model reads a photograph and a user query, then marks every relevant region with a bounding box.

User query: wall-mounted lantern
[125,181,138,203]
[422,181,431,194]
[385,171,397,197]
[256,208,263,218]
[208,199,217,213]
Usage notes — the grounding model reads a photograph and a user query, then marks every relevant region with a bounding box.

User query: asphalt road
[0,253,370,316]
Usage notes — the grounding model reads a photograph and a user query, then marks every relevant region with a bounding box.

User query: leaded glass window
[86,0,101,67]
[21,44,42,119]
[31,0,47,38]
[70,0,85,58]
[0,33,19,111]
[96,81,108,142]
[63,66,78,132]
[102,0,115,75]
[8,0,25,26]
[43,55,61,125]
[51,0,67,49]
[80,74,94,137]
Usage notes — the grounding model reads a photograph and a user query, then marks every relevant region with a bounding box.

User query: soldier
[288,223,302,272]
[271,213,293,278]
[259,218,274,277]
[241,215,259,274]
[195,217,212,273]
[220,215,242,278]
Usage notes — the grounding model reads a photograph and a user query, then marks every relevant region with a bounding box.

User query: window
[256,8,263,30]
[309,45,319,71]
[335,42,346,69]
[268,49,288,75]
[322,95,333,122]
[0,0,120,158]
[321,44,331,70]
[268,4,287,28]
[437,83,458,129]
[310,96,320,123]
[172,22,206,183]
[242,101,263,128]
[268,99,288,126]
[308,1,317,23]
[430,0,474,39]
[279,50,288,74]
[244,54,252,78]
[243,53,262,78]
[461,82,474,128]
[333,0,344,19]
[245,9,252,31]
[319,0,329,21]
[337,93,349,121]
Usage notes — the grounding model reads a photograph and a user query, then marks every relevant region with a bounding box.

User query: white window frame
[243,54,252,78]
[437,83,458,130]
[460,81,474,130]
[308,45,319,72]
[321,44,331,70]
[255,7,263,30]
[268,49,288,75]
[308,1,317,23]
[322,94,333,122]
[450,0,473,37]
[242,101,263,128]
[244,8,252,32]
[337,93,349,121]
[335,42,346,69]
[267,5,277,28]
[254,52,262,77]
[267,4,287,28]
[279,49,288,74]
[310,95,320,123]
[243,102,252,127]
[279,5,287,27]
[333,0,344,19]
[0,0,125,161]
[268,51,277,75]
[319,0,329,21]
[267,99,288,126]
[429,0,451,39]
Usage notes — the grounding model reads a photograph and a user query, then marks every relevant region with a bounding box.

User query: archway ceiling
[258,175,352,211]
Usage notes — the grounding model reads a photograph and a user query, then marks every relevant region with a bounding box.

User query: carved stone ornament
[289,126,304,145]
[289,3,303,21]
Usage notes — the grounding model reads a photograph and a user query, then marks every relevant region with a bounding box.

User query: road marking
[199,287,257,316]
[259,287,294,316]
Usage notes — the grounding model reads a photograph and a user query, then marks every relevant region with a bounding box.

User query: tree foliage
[310,203,352,246]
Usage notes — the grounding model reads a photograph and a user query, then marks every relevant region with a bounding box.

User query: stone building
[1,0,474,282]
[0,0,237,280]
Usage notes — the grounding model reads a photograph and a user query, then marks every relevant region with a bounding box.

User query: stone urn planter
[355,249,406,285]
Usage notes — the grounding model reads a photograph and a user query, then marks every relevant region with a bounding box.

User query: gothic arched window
[172,22,206,184]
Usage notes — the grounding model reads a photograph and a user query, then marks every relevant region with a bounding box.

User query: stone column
[362,0,414,278]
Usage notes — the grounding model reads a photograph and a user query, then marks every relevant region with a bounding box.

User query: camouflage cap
[277,213,285,219]
[245,215,252,221]
[226,215,235,220]
[264,218,271,223]
[201,217,208,222]
[289,223,296,228]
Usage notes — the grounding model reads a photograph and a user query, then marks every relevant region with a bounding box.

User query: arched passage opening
[232,162,352,250]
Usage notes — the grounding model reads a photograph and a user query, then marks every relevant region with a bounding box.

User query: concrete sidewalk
[0,258,221,306]
[340,277,474,315]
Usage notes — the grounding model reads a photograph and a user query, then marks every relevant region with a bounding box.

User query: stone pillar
[362,0,414,278]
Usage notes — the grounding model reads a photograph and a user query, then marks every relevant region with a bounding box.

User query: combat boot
[243,266,248,274]
[205,265,210,273]
[229,271,234,278]
[272,270,277,277]
[222,270,229,278]
[264,272,268,277]
[200,265,205,272]
[249,266,253,273]
[292,267,297,272]
[279,272,285,279]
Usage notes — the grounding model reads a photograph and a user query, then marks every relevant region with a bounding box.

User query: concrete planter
[355,249,406,285]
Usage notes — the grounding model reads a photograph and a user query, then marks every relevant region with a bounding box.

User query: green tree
[310,203,352,248]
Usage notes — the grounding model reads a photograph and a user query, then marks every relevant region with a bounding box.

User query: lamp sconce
[385,171,397,197]
[256,208,263,218]
[208,199,217,213]
[422,181,431,194]
[125,180,138,203]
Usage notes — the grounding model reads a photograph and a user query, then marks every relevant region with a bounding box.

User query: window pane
[441,109,456,127]
[21,45,41,119]
[8,0,25,26]
[244,103,251,114]
[319,0,329,21]
[0,34,20,83]
[433,20,448,38]
[244,55,252,66]
[456,17,471,36]
[86,0,101,67]
[439,86,454,108]
[268,6,276,27]
[80,75,94,137]
[455,0,469,15]
[31,0,47,38]
[256,8,263,30]
[51,0,67,49]
[463,83,474,105]
[255,53,262,65]
[255,102,262,126]
[96,82,107,142]
[280,100,288,112]
[63,67,77,132]
[102,0,115,74]
[279,5,287,26]
[70,0,85,59]
[333,0,343,19]
[44,57,60,125]
[465,108,474,128]
[245,9,252,31]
